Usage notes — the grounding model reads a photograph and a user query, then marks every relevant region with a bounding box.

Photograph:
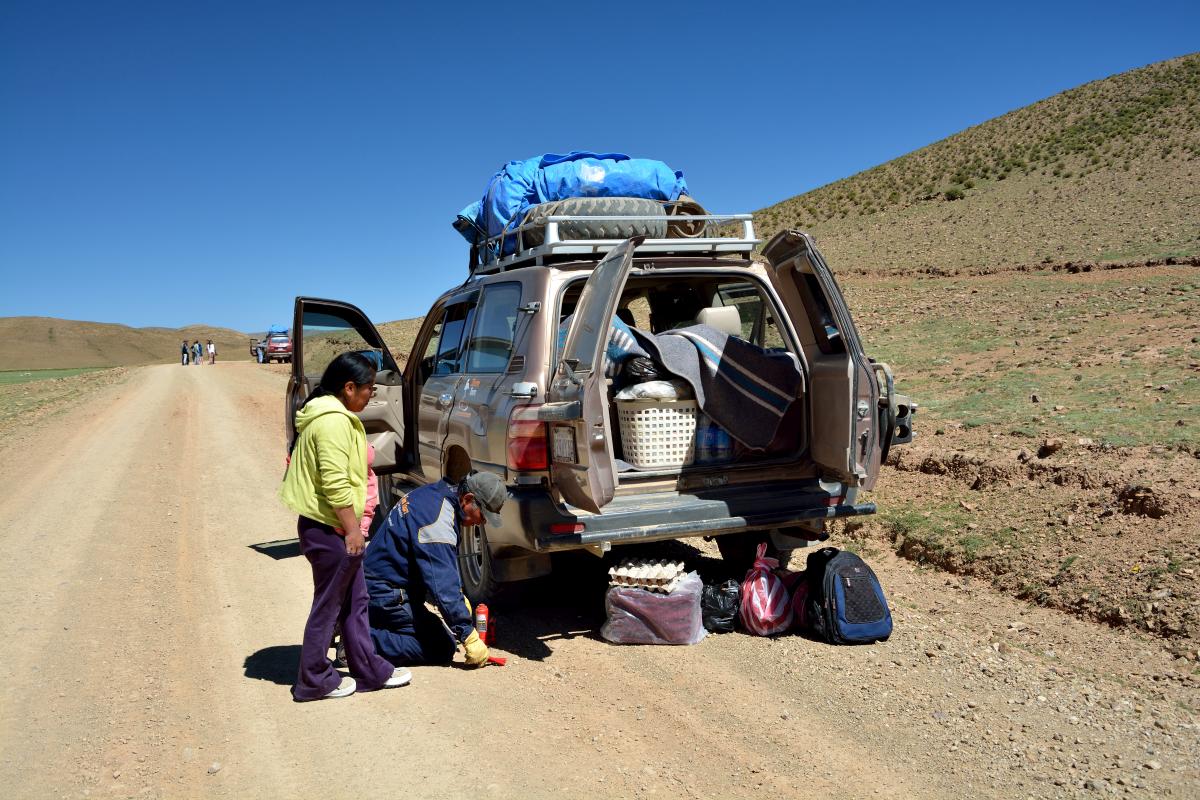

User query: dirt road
[0,363,1196,799]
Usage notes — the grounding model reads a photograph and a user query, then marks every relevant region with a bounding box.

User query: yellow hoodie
[278,394,367,528]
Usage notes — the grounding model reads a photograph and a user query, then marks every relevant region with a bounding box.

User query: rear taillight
[507,406,548,471]
[549,523,584,535]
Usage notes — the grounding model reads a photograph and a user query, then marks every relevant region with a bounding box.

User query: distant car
[265,332,292,363]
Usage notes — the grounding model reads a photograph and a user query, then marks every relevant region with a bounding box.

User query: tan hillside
[756,53,1200,273]
[375,317,426,367]
[0,317,256,370]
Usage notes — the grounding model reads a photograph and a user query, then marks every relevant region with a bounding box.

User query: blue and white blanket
[630,324,803,450]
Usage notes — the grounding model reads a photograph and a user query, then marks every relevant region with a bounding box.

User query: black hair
[300,351,377,409]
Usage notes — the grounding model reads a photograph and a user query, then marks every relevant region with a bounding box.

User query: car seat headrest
[695,306,741,337]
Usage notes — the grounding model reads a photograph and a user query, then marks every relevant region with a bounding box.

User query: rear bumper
[491,479,875,552]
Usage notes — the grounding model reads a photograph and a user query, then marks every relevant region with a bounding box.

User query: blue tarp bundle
[454,152,688,254]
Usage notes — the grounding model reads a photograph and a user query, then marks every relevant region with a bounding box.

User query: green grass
[1097,241,1200,262]
[0,368,104,385]
[880,500,1032,570]
[0,367,126,430]
[850,269,1200,448]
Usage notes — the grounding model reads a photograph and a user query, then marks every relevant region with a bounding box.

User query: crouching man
[363,472,506,668]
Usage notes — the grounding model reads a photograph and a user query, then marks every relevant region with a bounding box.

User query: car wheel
[458,522,500,606]
[715,531,792,575]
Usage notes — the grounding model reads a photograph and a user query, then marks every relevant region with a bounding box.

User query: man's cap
[461,471,506,528]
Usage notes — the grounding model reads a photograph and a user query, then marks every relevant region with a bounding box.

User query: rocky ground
[842,265,1200,660]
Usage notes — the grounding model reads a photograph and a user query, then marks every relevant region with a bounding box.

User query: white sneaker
[324,676,356,698]
[383,667,412,688]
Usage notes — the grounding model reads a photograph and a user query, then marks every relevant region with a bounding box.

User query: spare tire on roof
[665,194,709,238]
[520,196,667,248]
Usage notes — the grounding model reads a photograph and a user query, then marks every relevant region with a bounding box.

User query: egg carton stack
[608,558,687,594]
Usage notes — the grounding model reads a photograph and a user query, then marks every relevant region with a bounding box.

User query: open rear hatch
[538,238,641,513]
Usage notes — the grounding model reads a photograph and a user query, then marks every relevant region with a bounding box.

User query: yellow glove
[462,630,488,668]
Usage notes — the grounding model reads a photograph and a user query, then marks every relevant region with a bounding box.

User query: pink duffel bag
[739,543,793,635]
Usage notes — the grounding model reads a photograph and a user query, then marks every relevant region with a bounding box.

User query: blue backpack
[803,548,892,644]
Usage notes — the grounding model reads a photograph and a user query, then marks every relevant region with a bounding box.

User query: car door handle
[437,393,453,409]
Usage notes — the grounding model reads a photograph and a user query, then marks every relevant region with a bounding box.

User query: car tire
[458,522,501,607]
[715,531,792,575]
[521,196,667,247]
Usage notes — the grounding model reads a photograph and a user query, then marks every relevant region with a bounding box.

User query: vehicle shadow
[493,540,734,662]
[243,644,301,685]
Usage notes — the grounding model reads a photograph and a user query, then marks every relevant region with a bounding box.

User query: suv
[264,332,292,364]
[288,214,914,604]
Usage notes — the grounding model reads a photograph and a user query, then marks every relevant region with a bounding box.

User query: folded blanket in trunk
[630,324,803,450]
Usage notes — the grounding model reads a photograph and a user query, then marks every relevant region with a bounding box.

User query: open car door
[288,297,407,474]
[541,237,641,514]
[762,231,883,489]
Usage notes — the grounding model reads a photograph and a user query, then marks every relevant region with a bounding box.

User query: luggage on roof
[453,151,688,253]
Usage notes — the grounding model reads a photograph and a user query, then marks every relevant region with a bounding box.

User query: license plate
[552,426,577,464]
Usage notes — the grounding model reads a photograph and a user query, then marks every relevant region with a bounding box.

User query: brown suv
[288,219,913,603]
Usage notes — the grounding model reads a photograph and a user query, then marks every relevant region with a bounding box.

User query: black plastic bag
[701,579,740,633]
[620,356,661,384]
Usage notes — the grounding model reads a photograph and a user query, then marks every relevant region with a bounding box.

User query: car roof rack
[468,212,759,276]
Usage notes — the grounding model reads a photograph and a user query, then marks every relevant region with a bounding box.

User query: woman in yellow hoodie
[280,351,410,701]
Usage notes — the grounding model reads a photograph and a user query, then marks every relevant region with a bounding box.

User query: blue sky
[1,1,1196,332]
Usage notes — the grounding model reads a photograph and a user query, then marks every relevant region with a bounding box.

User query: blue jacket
[363,480,474,643]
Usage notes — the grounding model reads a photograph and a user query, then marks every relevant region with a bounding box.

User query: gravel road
[0,363,1195,798]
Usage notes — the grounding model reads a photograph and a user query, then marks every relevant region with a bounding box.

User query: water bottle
[711,424,732,463]
[694,414,714,465]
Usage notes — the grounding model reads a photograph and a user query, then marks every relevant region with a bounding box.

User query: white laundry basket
[616,399,698,469]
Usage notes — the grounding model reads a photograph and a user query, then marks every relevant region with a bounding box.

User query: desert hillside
[755,53,1200,273]
[0,316,255,370]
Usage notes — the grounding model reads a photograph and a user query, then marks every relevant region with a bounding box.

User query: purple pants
[293,516,394,701]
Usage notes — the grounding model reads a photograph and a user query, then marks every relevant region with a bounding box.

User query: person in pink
[361,443,379,537]
[334,442,379,667]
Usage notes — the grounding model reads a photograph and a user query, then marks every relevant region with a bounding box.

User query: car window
[715,282,765,344]
[465,283,522,373]
[414,310,445,385]
[433,297,477,376]
[800,273,846,354]
[297,314,369,382]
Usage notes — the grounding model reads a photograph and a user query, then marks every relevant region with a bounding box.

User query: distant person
[181,340,190,366]
[279,351,410,701]
[207,339,216,365]
[192,340,202,365]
